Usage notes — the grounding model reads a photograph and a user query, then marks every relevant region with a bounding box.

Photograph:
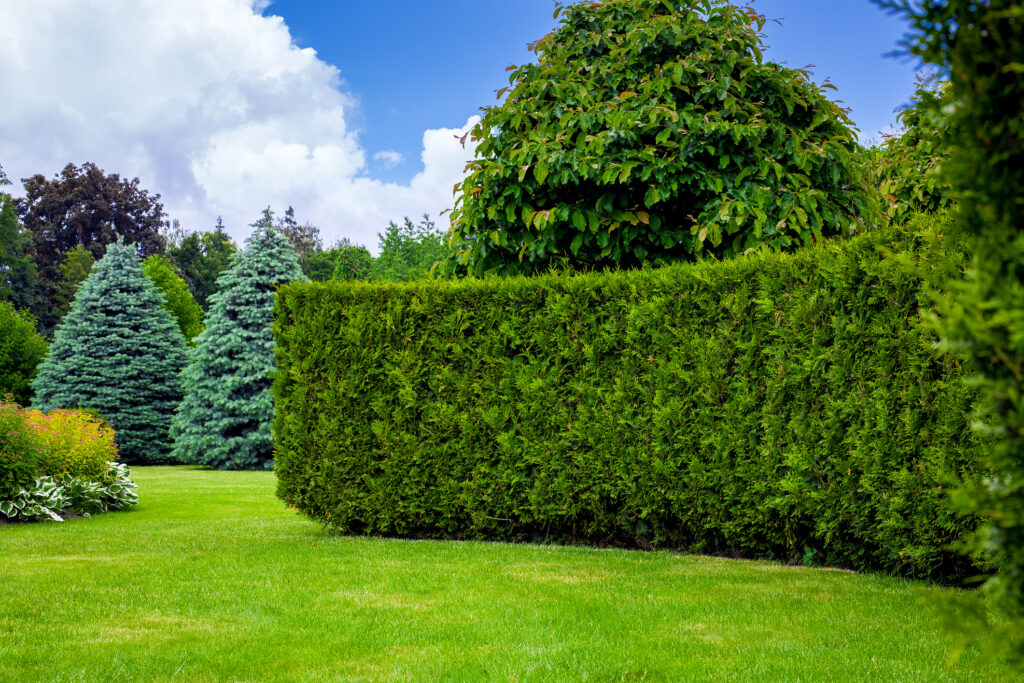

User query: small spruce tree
[171,210,306,470]
[30,241,188,463]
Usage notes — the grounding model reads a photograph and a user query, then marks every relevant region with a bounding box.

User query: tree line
[0,161,447,337]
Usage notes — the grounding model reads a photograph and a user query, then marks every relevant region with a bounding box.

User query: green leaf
[534,162,549,185]
[572,210,586,230]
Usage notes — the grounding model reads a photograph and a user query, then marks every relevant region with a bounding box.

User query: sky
[0,0,922,252]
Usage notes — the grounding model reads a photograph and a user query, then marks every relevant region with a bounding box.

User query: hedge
[273,215,985,582]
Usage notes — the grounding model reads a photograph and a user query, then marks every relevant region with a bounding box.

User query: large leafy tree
[0,176,46,323]
[877,0,1024,663]
[167,218,237,311]
[171,210,306,470]
[17,162,167,292]
[143,254,204,342]
[0,302,47,405]
[870,78,955,224]
[30,241,188,464]
[447,0,875,275]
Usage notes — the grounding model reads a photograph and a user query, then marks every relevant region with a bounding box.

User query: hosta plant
[0,462,138,522]
[95,462,139,510]
[0,476,67,522]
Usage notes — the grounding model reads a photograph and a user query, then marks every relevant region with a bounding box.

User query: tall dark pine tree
[31,241,188,463]
[171,210,306,470]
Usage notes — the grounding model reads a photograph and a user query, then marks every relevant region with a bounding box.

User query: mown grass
[0,466,1007,681]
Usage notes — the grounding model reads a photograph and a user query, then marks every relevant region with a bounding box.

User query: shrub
[446,0,876,275]
[23,408,117,480]
[171,210,306,470]
[0,399,44,501]
[30,241,188,463]
[0,302,48,405]
[275,211,983,582]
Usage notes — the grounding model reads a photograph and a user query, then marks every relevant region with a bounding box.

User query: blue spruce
[31,241,188,463]
[171,211,306,470]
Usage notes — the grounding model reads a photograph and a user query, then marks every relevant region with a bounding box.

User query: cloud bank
[0,0,478,251]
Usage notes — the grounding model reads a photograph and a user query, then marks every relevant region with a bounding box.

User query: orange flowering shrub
[23,408,118,480]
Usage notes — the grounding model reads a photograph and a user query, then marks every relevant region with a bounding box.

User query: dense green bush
[172,211,305,470]
[31,241,188,463]
[446,0,875,275]
[0,302,47,405]
[0,399,44,501]
[275,211,983,581]
[1,398,130,520]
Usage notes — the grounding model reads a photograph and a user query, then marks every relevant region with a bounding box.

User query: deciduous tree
[17,162,167,290]
[0,302,47,405]
[447,0,875,275]
[0,182,46,323]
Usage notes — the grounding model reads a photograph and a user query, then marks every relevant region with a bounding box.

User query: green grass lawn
[0,466,1007,681]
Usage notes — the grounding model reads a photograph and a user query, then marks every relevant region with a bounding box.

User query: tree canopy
[370,215,446,282]
[870,78,954,224]
[446,0,875,275]
[0,190,46,323]
[0,302,47,406]
[17,162,167,291]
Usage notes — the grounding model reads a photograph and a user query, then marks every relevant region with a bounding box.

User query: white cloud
[0,0,479,253]
[373,150,405,168]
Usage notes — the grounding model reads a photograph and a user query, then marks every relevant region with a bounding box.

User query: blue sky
[266,0,922,185]
[0,1,922,249]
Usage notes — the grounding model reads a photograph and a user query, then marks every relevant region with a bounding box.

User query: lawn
[0,466,1006,681]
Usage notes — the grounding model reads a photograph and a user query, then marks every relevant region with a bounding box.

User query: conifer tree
[31,241,188,463]
[171,210,305,470]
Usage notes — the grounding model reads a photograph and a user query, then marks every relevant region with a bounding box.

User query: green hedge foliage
[274,215,984,582]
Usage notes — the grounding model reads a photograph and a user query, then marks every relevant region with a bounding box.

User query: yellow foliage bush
[23,408,118,480]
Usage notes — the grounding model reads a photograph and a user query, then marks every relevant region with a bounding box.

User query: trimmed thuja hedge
[274,217,985,581]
